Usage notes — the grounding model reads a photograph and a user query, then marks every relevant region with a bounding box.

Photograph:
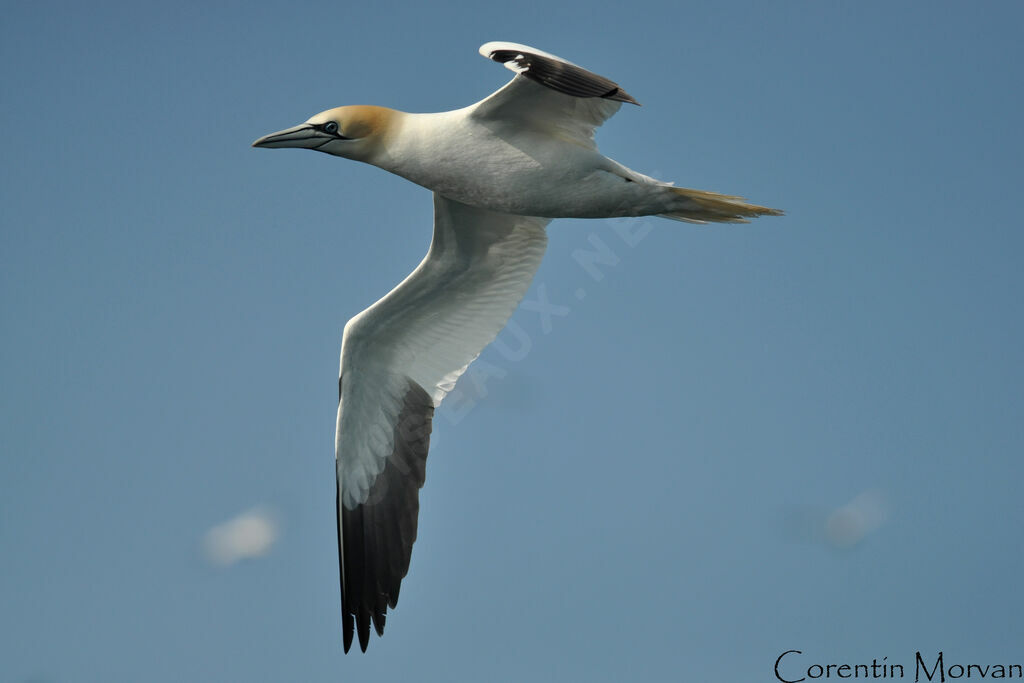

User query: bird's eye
[323,121,339,135]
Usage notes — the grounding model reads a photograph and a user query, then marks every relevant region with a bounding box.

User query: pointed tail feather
[660,186,784,224]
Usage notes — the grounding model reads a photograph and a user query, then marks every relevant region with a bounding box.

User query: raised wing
[336,194,550,651]
[480,41,638,104]
[473,41,640,149]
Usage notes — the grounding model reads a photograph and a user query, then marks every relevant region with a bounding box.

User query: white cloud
[203,507,279,567]
[781,488,890,549]
[824,489,888,548]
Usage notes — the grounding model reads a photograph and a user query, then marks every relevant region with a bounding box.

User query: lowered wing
[336,194,550,651]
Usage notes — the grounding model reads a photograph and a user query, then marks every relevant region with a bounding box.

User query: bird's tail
[659,186,784,224]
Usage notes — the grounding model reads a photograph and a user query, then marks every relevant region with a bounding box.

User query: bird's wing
[336,194,550,652]
[472,41,639,150]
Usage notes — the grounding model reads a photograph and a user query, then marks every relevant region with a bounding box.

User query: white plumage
[337,199,549,508]
[253,41,781,652]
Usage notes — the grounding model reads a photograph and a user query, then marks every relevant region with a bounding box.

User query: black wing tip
[484,44,639,105]
[343,611,355,653]
[608,88,641,106]
[357,610,371,652]
[341,607,377,653]
[337,378,435,654]
[340,608,385,652]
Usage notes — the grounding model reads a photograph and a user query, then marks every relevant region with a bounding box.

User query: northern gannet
[253,41,782,652]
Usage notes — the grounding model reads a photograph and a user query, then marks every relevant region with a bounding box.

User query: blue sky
[2,1,1022,681]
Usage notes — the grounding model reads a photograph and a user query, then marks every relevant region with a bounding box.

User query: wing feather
[472,42,640,150]
[336,194,550,651]
[479,41,638,104]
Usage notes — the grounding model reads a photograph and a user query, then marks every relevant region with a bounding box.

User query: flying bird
[253,41,782,652]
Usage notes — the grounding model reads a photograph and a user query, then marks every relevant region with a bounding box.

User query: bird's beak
[252,124,329,149]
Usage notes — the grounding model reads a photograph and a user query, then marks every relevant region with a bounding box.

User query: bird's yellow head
[252,105,397,162]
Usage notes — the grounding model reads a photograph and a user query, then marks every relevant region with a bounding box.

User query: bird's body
[254,41,782,652]
[352,107,663,217]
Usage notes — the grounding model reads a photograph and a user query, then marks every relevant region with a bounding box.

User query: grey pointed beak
[252,123,328,149]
